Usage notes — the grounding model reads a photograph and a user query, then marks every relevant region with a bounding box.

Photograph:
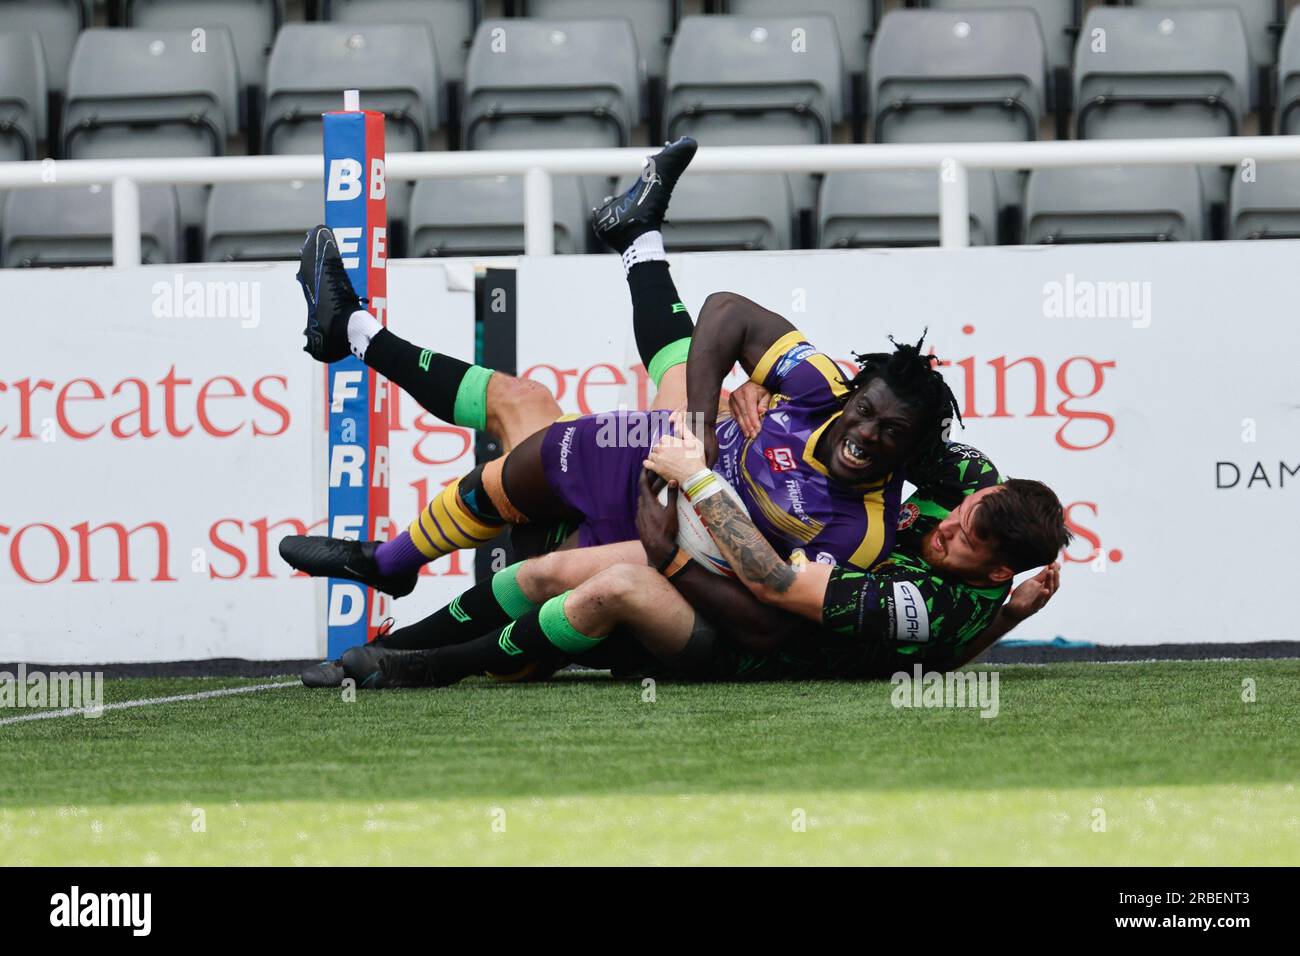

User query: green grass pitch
[2,660,1298,865]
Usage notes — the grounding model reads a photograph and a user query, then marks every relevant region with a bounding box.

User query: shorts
[539,410,673,548]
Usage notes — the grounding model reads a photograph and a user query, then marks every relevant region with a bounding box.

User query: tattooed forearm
[694,493,797,594]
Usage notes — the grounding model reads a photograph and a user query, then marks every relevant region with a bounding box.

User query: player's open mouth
[839,436,873,471]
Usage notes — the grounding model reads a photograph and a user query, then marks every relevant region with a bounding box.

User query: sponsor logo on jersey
[784,478,809,520]
[774,343,815,379]
[898,502,921,530]
[558,426,576,472]
[816,551,836,566]
[765,446,797,472]
[888,581,930,643]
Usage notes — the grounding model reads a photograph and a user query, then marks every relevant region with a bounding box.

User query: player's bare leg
[341,561,701,688]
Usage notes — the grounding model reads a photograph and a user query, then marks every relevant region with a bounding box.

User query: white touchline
[0,680,299,727]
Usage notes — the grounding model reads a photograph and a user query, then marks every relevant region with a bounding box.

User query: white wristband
[682,468,723,502]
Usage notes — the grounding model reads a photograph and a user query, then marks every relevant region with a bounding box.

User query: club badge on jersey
[323,102,390,657]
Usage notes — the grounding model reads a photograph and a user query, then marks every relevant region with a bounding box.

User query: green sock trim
[647,337,691,387]
[490,561,537,620]
[453,364,494,431]
[538,593,604,655]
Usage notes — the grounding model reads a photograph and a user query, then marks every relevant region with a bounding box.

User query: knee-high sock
[628,258,693,387]
[430,592,605,685]
[409,475,503,561]
[374,561,538,650]
[354,323,494,431]
[373,475,504,574]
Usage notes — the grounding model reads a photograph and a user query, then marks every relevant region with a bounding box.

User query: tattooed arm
[643,417,832,622]
[690,488,833,621]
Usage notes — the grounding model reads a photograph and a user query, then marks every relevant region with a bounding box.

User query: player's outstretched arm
[687,292,799,463]
[953,563,1061,667]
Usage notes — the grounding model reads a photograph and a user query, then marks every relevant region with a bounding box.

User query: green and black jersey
[814,442,1011,677]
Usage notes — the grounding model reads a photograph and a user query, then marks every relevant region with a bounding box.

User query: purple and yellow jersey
[711,331,905,570]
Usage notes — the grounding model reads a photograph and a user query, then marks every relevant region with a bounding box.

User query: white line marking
[0,680,299,727]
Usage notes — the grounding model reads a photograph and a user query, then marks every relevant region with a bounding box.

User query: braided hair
[838,330,963,466]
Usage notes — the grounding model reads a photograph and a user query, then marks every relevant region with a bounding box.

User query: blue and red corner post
[322,93,390,657]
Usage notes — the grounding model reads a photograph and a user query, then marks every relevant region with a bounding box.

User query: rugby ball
[658,476,747,577]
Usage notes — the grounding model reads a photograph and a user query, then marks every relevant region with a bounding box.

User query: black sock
[627,261,694,373]
[361,328,491,429]
[430,606,568,685]
[372,561,537,650]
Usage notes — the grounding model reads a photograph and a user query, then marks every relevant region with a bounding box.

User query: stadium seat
[1074,8,1251,141]
[724,0,875,78]
[919,0,1075,75]
[1074,8,1251,208]
[407,175,586,257]
[61,28,241,241]
[264,23,440,155]
[463,18,641,150]
[0,32,48,162]
[1023,165,1206,243]
[123,1,282,94]
[521,0,675,81]
[666,14,842,217]
[324,0,476,85]
[1228,161,1300,239]
[1131,0,1279,76]
[658,172,794,251]
[0,0,91,94]
[819,169,1000,248]
[62,29,241,161]
[1276,8,1300,134]
[1,183,181,267]
[665,15,843,148]
[203,181,319,261]
[870,10,1046,145]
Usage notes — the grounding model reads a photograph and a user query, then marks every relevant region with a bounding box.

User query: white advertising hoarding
[1,260,474,663]
[5,241,1298,661]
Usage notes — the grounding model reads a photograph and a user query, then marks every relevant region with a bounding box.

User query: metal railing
[2,136,1299,265]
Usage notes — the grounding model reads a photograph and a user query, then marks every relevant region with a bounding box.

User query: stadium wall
[5,242,1298,662]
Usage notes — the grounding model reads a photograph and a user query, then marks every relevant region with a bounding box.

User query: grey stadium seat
[325,0,475,84]
[407,175,586,257]
[1,184,181,267]
[666,15,843,147]
[1132,0,1278,72]
[870,10,1046,145]
[123,0,282,93]
[0,32,48,161]
[919,0,1075,76]
[819,169,1000,248]
[264,23,440,155]
[1074,8,1251,206]
[1023,166,1206,243]
[463,18,641,150]
[1229,162,1300,239]
[724,0,876,76]
[1074,8,1251,141]
[666,15,842,214]
[203,181,320,261]
[62,28,241,160]
[62,28,241,234]
[658,172,794,251]
[1276,8,1300,133]
[523,0,675,80]
[0,0,91,94]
